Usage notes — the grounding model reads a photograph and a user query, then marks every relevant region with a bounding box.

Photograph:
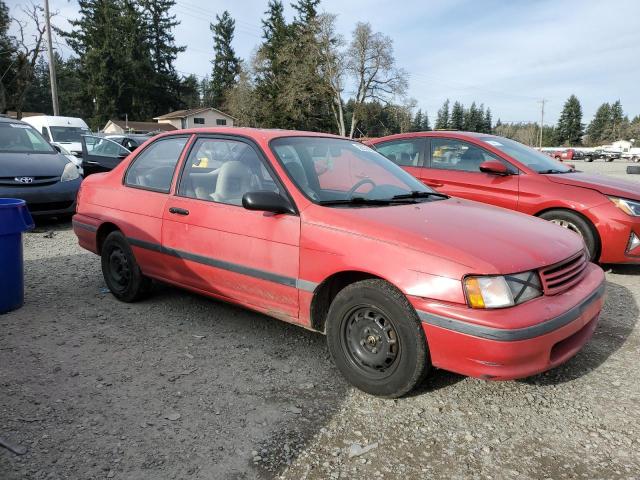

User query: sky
[7,0,640,125]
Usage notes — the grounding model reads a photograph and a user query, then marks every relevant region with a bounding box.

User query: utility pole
[538,98,547,148]
[44,0,59,115]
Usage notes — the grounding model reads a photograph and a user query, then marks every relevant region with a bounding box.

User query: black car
[0,116,81,217]
[105,133,152,151]
[80,134,152,176]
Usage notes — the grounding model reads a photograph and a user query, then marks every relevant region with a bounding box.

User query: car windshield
[271,137,442,206]
[479,136,572,174]
[0,123,55,154]
[50,126,90,143]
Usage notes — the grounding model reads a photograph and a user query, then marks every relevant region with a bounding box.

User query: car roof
[155,127,344,142]
[367,130,496,144]
[0,115,27,125]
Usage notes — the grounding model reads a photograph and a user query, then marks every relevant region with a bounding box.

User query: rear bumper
[0,178,81,216]
[410,263,605,380]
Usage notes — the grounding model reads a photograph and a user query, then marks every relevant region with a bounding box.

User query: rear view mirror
[479,161,509,175]
[242,191,296,215]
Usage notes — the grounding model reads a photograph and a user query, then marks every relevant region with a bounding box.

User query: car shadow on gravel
[522,281,638,386]
[604,263,640,276]
[29,215,72,233]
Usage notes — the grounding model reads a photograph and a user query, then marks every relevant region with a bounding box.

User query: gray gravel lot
[1,160,640,479]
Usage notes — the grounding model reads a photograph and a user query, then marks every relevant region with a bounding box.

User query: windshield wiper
[318,197,394,206]
[391,190,449,200]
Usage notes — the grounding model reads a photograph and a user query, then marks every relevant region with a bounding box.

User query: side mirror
[242,191,296,215]
[479,160,509,175]
[52,144,62,153]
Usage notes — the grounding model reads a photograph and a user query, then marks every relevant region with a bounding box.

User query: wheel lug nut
[372,348,377,354]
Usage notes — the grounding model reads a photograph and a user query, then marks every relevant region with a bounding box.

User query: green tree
[556,94,583,145]
[178,74,201,108]
[483,107,492,133]
[463,102,481,131]
[435,99,449,129]
[421,111,431,131]
[450,101,464,130]
[586,103,611,145]
[210,10,241,108]
[412,109,423,131]
[139,0,185,114]
[608,100,625,140]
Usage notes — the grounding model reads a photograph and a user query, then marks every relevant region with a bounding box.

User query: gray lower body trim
[72,220,97,233]
[418,282,605,342]
[127,236,318,292]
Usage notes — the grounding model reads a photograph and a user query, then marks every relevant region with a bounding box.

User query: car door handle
[424,180,444,187]
[168,207,189,216]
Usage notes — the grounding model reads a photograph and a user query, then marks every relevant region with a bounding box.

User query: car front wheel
[539,210,598,261]
[101,231,152,302]
[326,279,431,398]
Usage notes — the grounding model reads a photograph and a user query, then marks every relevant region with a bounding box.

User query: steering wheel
[346,178,376,198]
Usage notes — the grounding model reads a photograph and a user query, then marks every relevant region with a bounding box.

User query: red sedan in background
[367,131,640,264]
[73,128,604,397]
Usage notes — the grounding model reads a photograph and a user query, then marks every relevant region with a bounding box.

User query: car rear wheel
[101,231,152,302]
[325,279,431,398]
[539,210,598,261]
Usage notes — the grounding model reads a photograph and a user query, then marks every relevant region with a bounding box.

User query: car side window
[375,139,423,167]
[41,127,51,141]
[125,136,188,192]
[430,138,507,172]
[178,137,280,206]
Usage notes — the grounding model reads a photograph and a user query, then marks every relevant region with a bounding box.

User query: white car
[22,115,91,157]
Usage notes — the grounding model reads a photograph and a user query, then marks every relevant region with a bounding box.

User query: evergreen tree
[178,74,201,108]
[608,100,625,140]
[586,103,611,146]
[556,94,583,145]
[412,109,423,131]
[139,0,184,114]
[483,107,492,133]
[64,0,156,127]
[450,101,464,130]
[421,111,431,131]
[254,0,291,127]
[0,0,15,112]
[210,10,241,108]
[464,102,480,131]
[435,99,449,129]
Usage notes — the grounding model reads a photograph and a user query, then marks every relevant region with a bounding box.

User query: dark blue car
[0,116,81,217]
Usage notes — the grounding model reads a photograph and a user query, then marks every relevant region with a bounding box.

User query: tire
[325,279,431,398]
[101,230,152,302]
[585,156,594,163]
[606,157,614,162]
[627,165,640,174]
[539,210,598,261]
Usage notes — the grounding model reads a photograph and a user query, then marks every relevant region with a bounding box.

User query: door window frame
[373,138,427,168]
[122,134,192,194]
[425,137,519,174]
[174,133,299,215]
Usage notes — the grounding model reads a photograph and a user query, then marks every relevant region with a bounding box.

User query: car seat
[456,148,485,171]
[212,161,252,205]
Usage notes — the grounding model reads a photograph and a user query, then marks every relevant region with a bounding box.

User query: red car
[367,131,640,264]
[73,128,605,397]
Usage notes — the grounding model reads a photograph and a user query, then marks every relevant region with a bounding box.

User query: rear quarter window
[125,136,189,192]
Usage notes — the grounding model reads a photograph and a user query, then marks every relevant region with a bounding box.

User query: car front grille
[539,251,588,295]
[0,176,60,187]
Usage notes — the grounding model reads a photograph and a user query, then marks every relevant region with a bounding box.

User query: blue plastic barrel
[0,198,34,314]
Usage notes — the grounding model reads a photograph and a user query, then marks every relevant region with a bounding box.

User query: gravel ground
[1,161,640,480]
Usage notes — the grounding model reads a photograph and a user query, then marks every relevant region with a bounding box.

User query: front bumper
[410,263,605,380]
[588,201,640,264]
[0,177,81,216]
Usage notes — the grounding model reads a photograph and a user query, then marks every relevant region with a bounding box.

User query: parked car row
[3,118,639,397]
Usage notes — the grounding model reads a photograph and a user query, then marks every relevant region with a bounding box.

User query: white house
[103,119,176,135]
[153,107,235,130]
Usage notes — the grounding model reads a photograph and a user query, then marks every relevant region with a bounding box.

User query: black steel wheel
[326,279,431,398]
[101,230,151,302]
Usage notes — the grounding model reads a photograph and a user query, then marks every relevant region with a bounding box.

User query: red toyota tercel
[73,128,605,397]
[367,131,640,264]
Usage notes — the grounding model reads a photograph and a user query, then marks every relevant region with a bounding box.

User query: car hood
[545,172,640,199]
[307,198,584,275]
[0,152,68,177]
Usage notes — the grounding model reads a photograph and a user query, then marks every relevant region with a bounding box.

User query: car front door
[161,135,301,321]
[374,138,426,180]
[81,135,132,176]
[419,137,520,210]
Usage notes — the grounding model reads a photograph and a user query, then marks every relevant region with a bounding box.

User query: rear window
[0,123,55,154]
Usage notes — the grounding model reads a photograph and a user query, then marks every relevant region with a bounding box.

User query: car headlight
[464,271,542,309]
[608,196,640,216]
[61,161,80,182]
